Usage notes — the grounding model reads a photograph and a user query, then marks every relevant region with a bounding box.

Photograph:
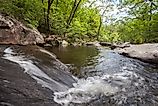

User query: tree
[66,0,82,27]
[47,0,55,32]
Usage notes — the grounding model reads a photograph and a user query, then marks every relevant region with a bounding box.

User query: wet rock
[0,58,57,106]
[100,42,130,49]
[45,35,62,46]
[86,42,101,47]
[44,43,52,47]
[99,42,113,47]
[116,43,158,64]
[0,14,44,45]
[0,45,76,106]
[62,40,69,47]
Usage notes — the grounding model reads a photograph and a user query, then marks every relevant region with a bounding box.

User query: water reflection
[46,46,158,105]
[45,46,99,77]
[2,45,158,106]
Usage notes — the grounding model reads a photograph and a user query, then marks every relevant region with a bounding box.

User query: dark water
[45,46,99,77]
[45,46,158,76]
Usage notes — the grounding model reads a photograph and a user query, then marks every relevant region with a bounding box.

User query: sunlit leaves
[113,0,158,43]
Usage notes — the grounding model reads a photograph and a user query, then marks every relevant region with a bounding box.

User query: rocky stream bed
[1,13,158,106]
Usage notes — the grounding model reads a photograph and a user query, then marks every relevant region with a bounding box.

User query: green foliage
[116,0,158,43]
[0,0,104,43]
[67,8,100,42]
[1,0,157,43]
[99,0,158,44]
[0,0,43,27]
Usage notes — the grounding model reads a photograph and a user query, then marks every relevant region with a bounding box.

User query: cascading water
[2,47,73,92]
[48,46,158,106]
[53,66,147,105]
[2,46,158,106]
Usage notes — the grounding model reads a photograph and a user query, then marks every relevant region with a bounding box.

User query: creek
[1,45,158,106]
[46,46,158,106]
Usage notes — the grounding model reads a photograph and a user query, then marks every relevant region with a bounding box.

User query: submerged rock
[116,43,158,64]
[0,14,44,45]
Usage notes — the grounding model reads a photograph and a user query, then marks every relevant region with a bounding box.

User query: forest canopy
[0,0,158,44]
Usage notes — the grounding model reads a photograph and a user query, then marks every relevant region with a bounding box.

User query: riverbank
[115,43,158,65]
[1,13,158,65]
[1,45,158,106]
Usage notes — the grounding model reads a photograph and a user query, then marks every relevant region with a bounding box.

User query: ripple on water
[53,66,149,106]
[3,47,158,106]
[50,47,158,106]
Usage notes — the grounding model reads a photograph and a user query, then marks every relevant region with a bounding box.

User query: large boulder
[0,14,44,45]
[0,45,76,106]
[116,43,158,64]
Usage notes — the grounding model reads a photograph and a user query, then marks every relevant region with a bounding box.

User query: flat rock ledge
[0,13,44,45]
[115,43,158,64]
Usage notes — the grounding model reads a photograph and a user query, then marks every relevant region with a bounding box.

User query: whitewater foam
[39,49,56,58]
[3,47,68,92]
[3,47,147,106]
[54,66,145,105]
[4,47,15,54]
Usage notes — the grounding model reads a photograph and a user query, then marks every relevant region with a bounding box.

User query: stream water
[45,46,158,106]
[1,45,158,106]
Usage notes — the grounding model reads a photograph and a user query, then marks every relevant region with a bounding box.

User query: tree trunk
[42,0,46,26]
[66,0,77,27]
[56,0,58,7]
[149,2,152,33]
[47,0,54,33]
[97,16,102,40]
[64,0,81,37]
[97,9,106,40]
[66,0,81,27]
[88,0,96,7]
